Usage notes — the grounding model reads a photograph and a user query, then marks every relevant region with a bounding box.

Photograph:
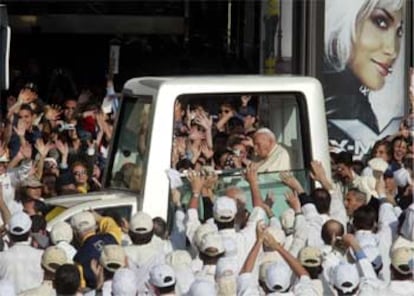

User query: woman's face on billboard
[349,6,403,91]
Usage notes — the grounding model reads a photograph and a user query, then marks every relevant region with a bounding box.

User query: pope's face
[349,6,403,91]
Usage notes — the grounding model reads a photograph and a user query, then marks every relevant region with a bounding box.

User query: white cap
[194,223,218,249]
[70,211,96,233]
[50,221,73,244]
[188,279,216,296]
[265,261,292,292]
[165,250,192,269]
[8,211,32,235]
[391,247,414,275]
[299,246,322,267]
[129,211,153,234]
[215,257,238,279]
[42,246,68,273]
[267,226,286,246]
[200,233,225,257]
[149,263,176,288]
[394,168,411,187]
[112,268,139,296]
[368,157,389,173]
[213,196,237,223]
[100,244,126,272]
[280,208,295,234]
[332,263,360,294]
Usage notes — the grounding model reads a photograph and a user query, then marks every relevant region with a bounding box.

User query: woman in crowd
[323,0,404,137]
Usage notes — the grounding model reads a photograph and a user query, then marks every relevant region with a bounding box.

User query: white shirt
[218,207,266,272]
[256,144,291,173]
[19,280,56,296]
[0,241,43,294]
[237,273,318,296]
[55,241,77,261]
[124,235,171,268]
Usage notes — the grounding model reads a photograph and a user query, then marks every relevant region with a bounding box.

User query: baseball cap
[165,250,192,269]
[70,211,96,233]
[264,261,292,292]
[100,244,126,272]
[8,211,32,235]
[213,196,237,223]
[149,263,176,288]
[200,233,225,257]
[22,176,43,188]
[42,246,68,273]
[194,223,218,249]
[391,247,414,275]
[368,157,389,173]
[215,257,238,279]
[299,246,322,267]
[280,208,295,234]
[239,106,256,117]
[50,221,73,244]
[112,268,139,296]
[129,211,153,234]
[332,263,360,294]
[188,279,216,296]
[394,168,411,188]
[267,226,286,246]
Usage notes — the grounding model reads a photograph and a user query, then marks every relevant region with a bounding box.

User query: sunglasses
[219,109,231,114]
[73,170,87,176]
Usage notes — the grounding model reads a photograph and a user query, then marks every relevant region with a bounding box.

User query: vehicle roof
[122,75,322,96]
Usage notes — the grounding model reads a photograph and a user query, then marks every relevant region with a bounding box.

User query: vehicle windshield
[170,92,311,218]
[105,95,152,194]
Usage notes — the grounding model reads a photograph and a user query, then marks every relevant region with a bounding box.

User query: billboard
[321,0,406,159]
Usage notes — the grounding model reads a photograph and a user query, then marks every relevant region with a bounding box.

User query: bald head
[321,219,344,245]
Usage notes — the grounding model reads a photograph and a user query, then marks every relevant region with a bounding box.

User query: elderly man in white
[253,128,291,172]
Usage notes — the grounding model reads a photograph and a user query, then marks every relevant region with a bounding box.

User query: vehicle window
[169,92,311,218]
[96,205,133,222]
[62,205,133,225]
[105,95,152,193]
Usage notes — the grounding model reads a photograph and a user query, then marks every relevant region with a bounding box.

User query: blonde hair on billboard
[325,0,404,72]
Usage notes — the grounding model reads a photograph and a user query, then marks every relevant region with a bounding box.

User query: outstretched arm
[263,229,309,278]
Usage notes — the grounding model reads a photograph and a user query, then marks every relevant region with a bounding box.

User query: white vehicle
[104,75,331,220]
[46,75,330,229]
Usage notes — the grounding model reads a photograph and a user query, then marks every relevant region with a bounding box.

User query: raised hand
[44,105,62,121]
[186,169,206,194]
[280,171,304,194]
[34,138,51,158]
[200,142,213,159]
[17,89,36,104]
[13,120,26,137]
[194,112,213,131]
[244,163,259,184]
[241,95,251,107]
[284,190,301,213]
[256,220,267,242]
[55,140,69,156]
[19,142,32,160]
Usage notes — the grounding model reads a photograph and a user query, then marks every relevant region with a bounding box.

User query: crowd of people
[0,68,411,295]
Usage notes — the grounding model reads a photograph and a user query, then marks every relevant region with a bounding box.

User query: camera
[57,122,76,132]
